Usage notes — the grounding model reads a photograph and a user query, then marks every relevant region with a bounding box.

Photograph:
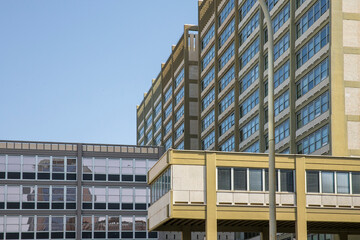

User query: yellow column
[206,152,217,240]
[295,157,307,240]
[182,228,191,240]
[261,228,269,240]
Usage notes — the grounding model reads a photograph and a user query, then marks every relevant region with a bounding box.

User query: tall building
[137,0,360,158]
[136,25,200,151]
[0,140,162,240]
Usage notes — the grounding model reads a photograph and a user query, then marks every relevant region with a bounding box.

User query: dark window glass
[234,168,247,190]
[280,170,294,192]
[6,233,19,239]
[218,168,231,190]
[122,203,133,210]
[23,172,36,179]
[94,232,106,238]
[66,173,76,180]
[82,203,92,209]
[94,203,106,209]
[83,174,92,180]
[307,171,319,192]
[7,172,20,179]
[135,175,146,182]
[7,202,20,209]
[108,232,120,238]
[95,174,106,181]
[352,172,360,194]
[51,232,64,239]
[36,232,49,239]
[65,232,76,238]
[37,202,49,209]
[22,202,35,209]
[135,203,147,210]
[37,173,50,179]
[108,174,120,181]
[0,202,4,209]
[122,175,133,181]
[66,203,76,209]
[108,203,120,209]
[52,203,64,209]
[52,173,64,180]
[121,232,133,238]
[135,232,147,238]
[82,232,92,238]
[21,232,34,239]
[0,172,5,179]
[149,232,158,238]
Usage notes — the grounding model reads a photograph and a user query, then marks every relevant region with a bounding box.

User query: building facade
[136,25,200,151]
[137,0,360,157]
[148,150,360,240]
[0,140,162,240]
[197,0,360,156]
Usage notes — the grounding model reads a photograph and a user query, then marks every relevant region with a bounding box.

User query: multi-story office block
[136,25,200,151]
[197,0,360,156]
[0,140,162,240]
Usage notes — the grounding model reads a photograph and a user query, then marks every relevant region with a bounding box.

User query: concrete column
[261,228,269,240]
[339,233,348,240]
[295,157,307,240]
[205,152,217,240]
[182,228,191,240]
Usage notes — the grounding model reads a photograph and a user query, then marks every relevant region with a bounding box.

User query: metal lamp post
[258,1,276,240]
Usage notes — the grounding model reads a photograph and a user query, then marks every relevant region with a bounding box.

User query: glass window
[21,216,34,235]
[239,64,258,94]
[202,25,215,50]
[321,171,334,193]
[175,105,184,123]
[175,68,184,88]
[23,156,36,173]
[122,159,133,175]
[239,38,259,70]
[219,18,235,48]
[219,112,235,136]
[239,0,256,22]
[272,3,290,34]
[165,138,172,151]
[249,169,262,191]
[243,141,259,153]
[307,171,319,192]
[234,168,247,190]
[219,89,235,114]
[175,87,184,106]
[219,0,234,26]
[274,32,289,61]
[218,168,231,190]
[202,45,215,71]
[201,67,215,91]
[121,216,133,231]
[239,12,259,46]
[202,131,215,150]
[280,170,294,192]
[51,216,64,232]
[164,87,172,102]
[352,172,360,194]
[337,172,349,194]
[219,66,235,92]
[202,110,215,132]
[202,88,215,111]
[219,43,235,70]
[239,115,259,142]
[37,216,49,231]
[239,90,259,118]
[135,216,146,231]
[219,135,235,152]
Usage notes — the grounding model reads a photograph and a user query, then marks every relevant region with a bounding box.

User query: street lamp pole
[258,1,276,240]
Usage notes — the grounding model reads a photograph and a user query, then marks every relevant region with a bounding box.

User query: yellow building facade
[148,150,360,240]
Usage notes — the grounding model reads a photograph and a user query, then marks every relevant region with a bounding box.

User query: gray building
[0,140,162,240]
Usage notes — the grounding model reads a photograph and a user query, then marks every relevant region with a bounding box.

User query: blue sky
[0,1,198,144]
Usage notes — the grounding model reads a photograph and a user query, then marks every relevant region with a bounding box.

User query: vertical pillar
[339,233,348,240]
[261,228,269,240]
[205,152,217,240]
[295,156,307,240]
[76,143,83,240]
[182,228,191,240]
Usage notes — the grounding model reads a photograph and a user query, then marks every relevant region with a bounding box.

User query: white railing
[306,194,360,208]
[217,191,296,206]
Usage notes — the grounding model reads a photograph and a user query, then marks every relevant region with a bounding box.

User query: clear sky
[0,1,198,145]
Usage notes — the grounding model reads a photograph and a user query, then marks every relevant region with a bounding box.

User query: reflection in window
[337,172,349,194]
[249,169,262,191]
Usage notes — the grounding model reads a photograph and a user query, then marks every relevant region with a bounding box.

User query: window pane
[218,168,231,190]
[280,170,294,192]
[352,172,360,194]
[307,171,319,193]
[321,172,334,193]
[234,168,247,190]
[337,172,349,194]
[121,216,133,231]
[249,169,262,191]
